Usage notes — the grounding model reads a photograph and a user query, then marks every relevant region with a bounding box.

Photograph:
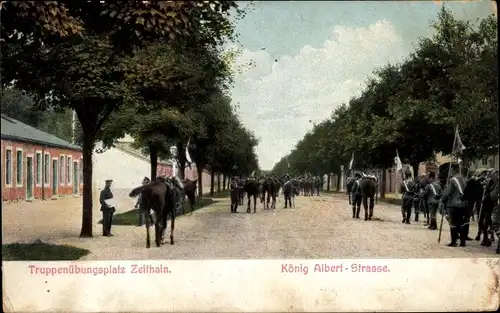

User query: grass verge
[3,241,90,260]
[100,197,218,226]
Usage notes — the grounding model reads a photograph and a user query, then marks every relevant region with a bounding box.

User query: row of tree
[1,1,259,237]
[271,8,498,187]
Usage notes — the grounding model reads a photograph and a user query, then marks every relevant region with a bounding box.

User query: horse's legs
[362,196,369,221]
[170,209,175,245]
[253,195,257,213]
[266,192,271,209]
[145,210,151,249]
[369,196,374,219]
[476,205,486,241]
[247,194,251,213]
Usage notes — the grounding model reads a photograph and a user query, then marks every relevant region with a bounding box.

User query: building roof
[1,114,82,151]
[113,141,172,165]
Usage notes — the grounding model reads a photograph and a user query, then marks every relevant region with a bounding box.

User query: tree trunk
[80,133,95,238]
[210,171,215,197]
[197,165,204,198]
[336,174,341,191]
[222,174,226,191]
[217,173,221,193]
[176,142,186,180]
[326,174,331,191]
[381,169,386,199]
[149,144,158,181]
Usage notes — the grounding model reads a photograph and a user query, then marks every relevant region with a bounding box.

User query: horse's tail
[129,185,146,198]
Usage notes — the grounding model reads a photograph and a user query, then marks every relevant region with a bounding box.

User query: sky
[228,0,496,170]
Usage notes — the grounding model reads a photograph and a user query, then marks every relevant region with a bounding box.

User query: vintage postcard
[2,0,499,312]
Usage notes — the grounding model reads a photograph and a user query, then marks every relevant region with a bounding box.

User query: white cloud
[230,20,410,170]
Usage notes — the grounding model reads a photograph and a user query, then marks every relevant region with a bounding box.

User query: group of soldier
[396,163,499,251]
[229,173,324,213]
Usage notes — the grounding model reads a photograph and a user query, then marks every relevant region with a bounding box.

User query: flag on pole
[348,153,354,170]
[251,170,255,177]
[394,150,403,172]
[185,137,193,169]
[452,126,466,155]
[287,157,290,168]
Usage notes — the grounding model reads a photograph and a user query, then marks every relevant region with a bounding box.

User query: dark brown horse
[244,178,261,213]
[183,179,197,212]
[360,176,377,220]
[129,179,176,248]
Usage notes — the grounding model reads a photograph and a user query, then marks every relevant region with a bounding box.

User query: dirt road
[5,193,495,260]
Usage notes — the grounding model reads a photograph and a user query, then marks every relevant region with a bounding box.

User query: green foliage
[3,242,90,260]
[271,7,498,175]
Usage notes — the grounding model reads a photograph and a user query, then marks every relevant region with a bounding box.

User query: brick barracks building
[1,115,83,202]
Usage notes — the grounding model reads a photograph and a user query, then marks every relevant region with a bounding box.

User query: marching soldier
[441,163,468,247]
[400,169,416,224]
[424,172,441,230]
[351,172,362,219]
[100,179,116,237]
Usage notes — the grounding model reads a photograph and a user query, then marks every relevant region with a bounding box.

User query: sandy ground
[2,192,498,259]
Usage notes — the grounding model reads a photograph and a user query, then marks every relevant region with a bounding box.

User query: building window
[16,149,23,185]
[67,156,72,184]
[36,152,42,184]
[44,153,50,184]
[5,149,12,185]
[59,155,65,185]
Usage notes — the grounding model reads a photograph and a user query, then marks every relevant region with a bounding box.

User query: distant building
[1,114,83,201]
[92,138,212,196]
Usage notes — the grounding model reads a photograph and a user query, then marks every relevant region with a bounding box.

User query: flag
[185,137,193,169]
[452,126,466,155]
[251,170,255,177]
[348,153,354,170]
[394,150,403,172]
[287,157,290,168]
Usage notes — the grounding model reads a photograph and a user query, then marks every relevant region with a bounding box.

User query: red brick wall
[1,139,83,202]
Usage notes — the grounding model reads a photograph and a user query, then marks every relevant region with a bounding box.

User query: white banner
[3,259,499,312]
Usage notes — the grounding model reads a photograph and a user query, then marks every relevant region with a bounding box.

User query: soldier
[400,169,416,224]
[424,172,441,230]
[230,177,239,213]
[100,179,116,237]
[351,172,362,219]
[441,163,468,247]
[134,177,151,226]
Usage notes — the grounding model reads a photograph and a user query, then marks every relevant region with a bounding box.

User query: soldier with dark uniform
[351,172,362,219]
[230,177,239,213]
[424,172,441,230]
[100,179,116,236]
[441,163,468,247]
[134,176,151,226]
[400,169,416,224]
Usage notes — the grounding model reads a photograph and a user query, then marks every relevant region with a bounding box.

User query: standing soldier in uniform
[230,176,239,213]
[441,163,468,247]
[424,172,441,230]
[400,169,416,224]
[100,179,116,236]
[351,172,362,219]
[134,177,151,226]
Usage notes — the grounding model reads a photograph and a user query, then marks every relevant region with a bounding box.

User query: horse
[183,179,198,212]
[269,177,282,209]
[360,175,377,220]
[261,177,272,210]
[244,178,261,213]
[129,178,176,248]
[237,179,245,205]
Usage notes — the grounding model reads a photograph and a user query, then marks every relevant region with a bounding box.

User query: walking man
[134,177,151,226]
[230,177,239,213]
[100,179,116,237]
[441,163,468,247]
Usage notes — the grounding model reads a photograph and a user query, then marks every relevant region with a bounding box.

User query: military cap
[105,179,113,183]
[450,162,460,171]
